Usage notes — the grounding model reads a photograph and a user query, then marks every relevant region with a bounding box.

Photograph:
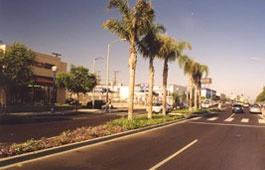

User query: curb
[0,115,190,168]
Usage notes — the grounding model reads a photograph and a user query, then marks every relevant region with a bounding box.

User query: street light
[92,57,104,109]
[106,38,126,106]
[51,65,58,114]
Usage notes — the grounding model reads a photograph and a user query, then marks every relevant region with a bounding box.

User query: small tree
[0,41,35,104]
[256,87,265,102]
[56,65,97,110]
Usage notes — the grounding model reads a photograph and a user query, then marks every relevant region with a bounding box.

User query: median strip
[149,139,198,170]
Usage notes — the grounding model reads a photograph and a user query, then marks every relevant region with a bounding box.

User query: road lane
[2,120,215,170]
[3,110,265,170]
[149,139,198,170]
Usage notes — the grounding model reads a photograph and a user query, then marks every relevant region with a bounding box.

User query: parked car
[232,104,244,113]
[172,102,185,110]
[87,100,106,109]
[249,103,262,114]
[65,98,80,105]
[151,103,172,113]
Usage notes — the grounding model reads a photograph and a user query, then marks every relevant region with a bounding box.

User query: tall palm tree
[157,35,191,116]
[102,0,155,120]
[137,24,165,119]
[192,63,208,109]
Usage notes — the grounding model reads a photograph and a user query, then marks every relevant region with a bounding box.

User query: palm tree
[178,55,195,111]
[157,35,191,116]
[102,0,155,120]
[137,24,165,119]
[192,63,208,109]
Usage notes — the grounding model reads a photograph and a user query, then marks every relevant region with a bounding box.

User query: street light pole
[92,57,103,109]
[106,39,126,106]
[51,65,58,114]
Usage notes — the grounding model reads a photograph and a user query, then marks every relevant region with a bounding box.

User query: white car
[201,101,210,108]
[249,103,262,114]
[151,103,172,113]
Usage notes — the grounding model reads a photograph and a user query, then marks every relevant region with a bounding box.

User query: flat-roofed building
[0,44,67,105]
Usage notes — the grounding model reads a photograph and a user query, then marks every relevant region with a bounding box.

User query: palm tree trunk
[147,57,154,119]
[128,42,137,120]
[198,85,202,109]
[189,75,193,111]
[194,84,198,110]
[162,59,168,116]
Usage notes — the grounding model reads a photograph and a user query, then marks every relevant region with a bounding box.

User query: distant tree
[179,55,195,111]
[56,65,97,103]
[172,92,180,104]
[102,0,155,120]
[192,62,208,110]
[256,87,265,102]
[0,41,35,104]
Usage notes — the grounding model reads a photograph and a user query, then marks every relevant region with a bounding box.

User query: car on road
[232,104,244,113]
[151,103,172,113]
[201,100,211,108]
[87,100,114,109]
[249,103,262,114]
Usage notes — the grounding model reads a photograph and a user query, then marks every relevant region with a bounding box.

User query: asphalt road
[3,108,265,170]
[0,109,132,144]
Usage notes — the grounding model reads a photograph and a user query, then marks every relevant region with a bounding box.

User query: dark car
[65,98,80,105]
[86,100,106,109]
[232,104,244,113]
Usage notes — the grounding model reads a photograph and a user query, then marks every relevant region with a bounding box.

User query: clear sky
[1,0,265,101]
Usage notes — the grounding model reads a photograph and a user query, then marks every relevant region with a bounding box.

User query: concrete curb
[0,115,191,168]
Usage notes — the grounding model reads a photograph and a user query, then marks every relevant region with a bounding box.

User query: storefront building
[0,44,67,105]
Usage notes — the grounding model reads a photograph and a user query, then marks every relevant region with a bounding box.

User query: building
[201,88,217,99]
[0,44,67,105]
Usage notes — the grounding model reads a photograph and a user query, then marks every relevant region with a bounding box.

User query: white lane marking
[258,119,265,124]
[208,117,218,121]
[149,139,198,170]
[229,113,235,118]
[191,117,202,120]
[224,118,234,122]
[258,115,264,119]
[190,121,265,128]
[241,118,249,123]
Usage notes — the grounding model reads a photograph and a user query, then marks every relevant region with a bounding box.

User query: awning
[35,77,53,85]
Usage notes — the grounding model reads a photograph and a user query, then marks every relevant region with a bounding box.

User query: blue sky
[1,0,265,101]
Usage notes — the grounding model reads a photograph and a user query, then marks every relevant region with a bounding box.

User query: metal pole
[51,71,56,113]
[106,44,110,104]
[51,66,57,114]
[92,57,103,109]
[105,38,126,112]
[92,58,96,109]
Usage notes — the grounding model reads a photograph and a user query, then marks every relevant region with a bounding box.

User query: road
[0,109,136,144]
[3,108,265,170]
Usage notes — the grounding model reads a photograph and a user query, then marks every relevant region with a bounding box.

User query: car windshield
[252,104,260,108]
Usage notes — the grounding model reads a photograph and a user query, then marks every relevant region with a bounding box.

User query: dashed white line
[149,139,198,170]
[224,118,234,122]
[241,118,249,123]
[258,119,265,124]
[191,117,202,120]
[208,117,218,121]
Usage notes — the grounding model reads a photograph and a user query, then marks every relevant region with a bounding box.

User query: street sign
[201,78,212,84]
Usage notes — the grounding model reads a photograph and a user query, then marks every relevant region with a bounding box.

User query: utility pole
[113,70,120,86]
